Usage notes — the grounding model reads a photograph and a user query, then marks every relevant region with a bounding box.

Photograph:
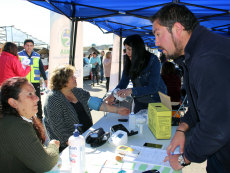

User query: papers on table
[123,145,171,167]
[86,150,180,173]
[47,148,180,173]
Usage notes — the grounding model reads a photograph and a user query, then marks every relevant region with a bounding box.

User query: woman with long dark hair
[106,35,167,113]
[0,42,31,86]
[0,77,59,173]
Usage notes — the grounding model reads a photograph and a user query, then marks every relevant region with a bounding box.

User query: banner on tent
[48,12,83,88]
[109,34,123,91]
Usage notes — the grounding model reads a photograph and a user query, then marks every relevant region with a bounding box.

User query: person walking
[100,51,105,83]
[103,51,112,92]
[89,52,101,86]
[18,39,47,121]
[151,4,230,172]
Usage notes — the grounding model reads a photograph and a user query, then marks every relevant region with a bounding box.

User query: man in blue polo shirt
[18,39,47,121]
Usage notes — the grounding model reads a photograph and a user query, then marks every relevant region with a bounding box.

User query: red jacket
[0,51,31,86]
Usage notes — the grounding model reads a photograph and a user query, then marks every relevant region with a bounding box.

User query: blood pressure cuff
[111,124,138,136]
[87,96,103,111]
[85,128,110,148]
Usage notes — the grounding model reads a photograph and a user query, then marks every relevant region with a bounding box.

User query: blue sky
[1,0,113,46]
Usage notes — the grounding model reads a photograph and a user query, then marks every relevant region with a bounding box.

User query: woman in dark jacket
[161,62,181,103]
[106,35,167,113]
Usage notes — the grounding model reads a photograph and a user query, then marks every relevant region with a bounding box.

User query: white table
[47,113,181,173]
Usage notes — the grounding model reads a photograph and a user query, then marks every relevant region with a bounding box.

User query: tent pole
[72,18,78,66]
[69,19,75,65]
[119,28,122,81]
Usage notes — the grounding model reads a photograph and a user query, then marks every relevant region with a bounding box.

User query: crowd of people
[1,3,230,173]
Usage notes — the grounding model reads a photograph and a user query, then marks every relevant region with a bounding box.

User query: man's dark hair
[150,4,198,34]
[109,48,113,51]
[24,39,34,45]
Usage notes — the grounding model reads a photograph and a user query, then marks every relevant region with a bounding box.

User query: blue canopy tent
[27,0,230,78]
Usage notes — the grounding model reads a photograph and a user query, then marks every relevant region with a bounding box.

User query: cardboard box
[148,92,172,139]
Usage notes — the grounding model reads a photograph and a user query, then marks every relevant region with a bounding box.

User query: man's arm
[166,122,189,155]
[184,52,230,163]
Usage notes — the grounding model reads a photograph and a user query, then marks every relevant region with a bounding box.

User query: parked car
[83,57,92,79]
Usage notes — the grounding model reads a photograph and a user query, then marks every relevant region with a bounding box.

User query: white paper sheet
[123,145,171,167]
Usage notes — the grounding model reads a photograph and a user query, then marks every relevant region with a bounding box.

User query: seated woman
[0,77,59,173]
[44,65,130,152]
[161,61,181,108]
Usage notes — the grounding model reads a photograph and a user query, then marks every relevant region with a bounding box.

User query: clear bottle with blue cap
[129,100,136,130]
[68,124,85,173]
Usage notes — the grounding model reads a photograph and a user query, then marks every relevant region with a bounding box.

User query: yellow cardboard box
[148,92,172,139]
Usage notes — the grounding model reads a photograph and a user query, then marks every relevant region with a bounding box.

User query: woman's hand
[117,107,130,115]
[49,140,60,148]
[105,94,116,105]
[116,88,132,98]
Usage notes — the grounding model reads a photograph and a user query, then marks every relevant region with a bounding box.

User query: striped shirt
[44,87,92,148]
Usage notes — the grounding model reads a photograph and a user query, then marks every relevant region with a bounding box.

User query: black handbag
[95,63,101,72]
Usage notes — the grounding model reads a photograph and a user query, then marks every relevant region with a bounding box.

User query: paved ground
[41,77,207,173]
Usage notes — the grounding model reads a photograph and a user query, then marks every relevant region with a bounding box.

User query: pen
[99,160,107,173]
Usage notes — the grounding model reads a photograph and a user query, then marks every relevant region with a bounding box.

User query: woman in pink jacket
[0,42,31,86]
[103,51,112,92]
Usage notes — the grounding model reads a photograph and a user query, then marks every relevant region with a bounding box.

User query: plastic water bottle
[129,112,136,130]
[129,100,136,129]
[68,124,85,173]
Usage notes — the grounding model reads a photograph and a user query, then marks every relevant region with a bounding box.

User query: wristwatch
[178,153,191,167]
